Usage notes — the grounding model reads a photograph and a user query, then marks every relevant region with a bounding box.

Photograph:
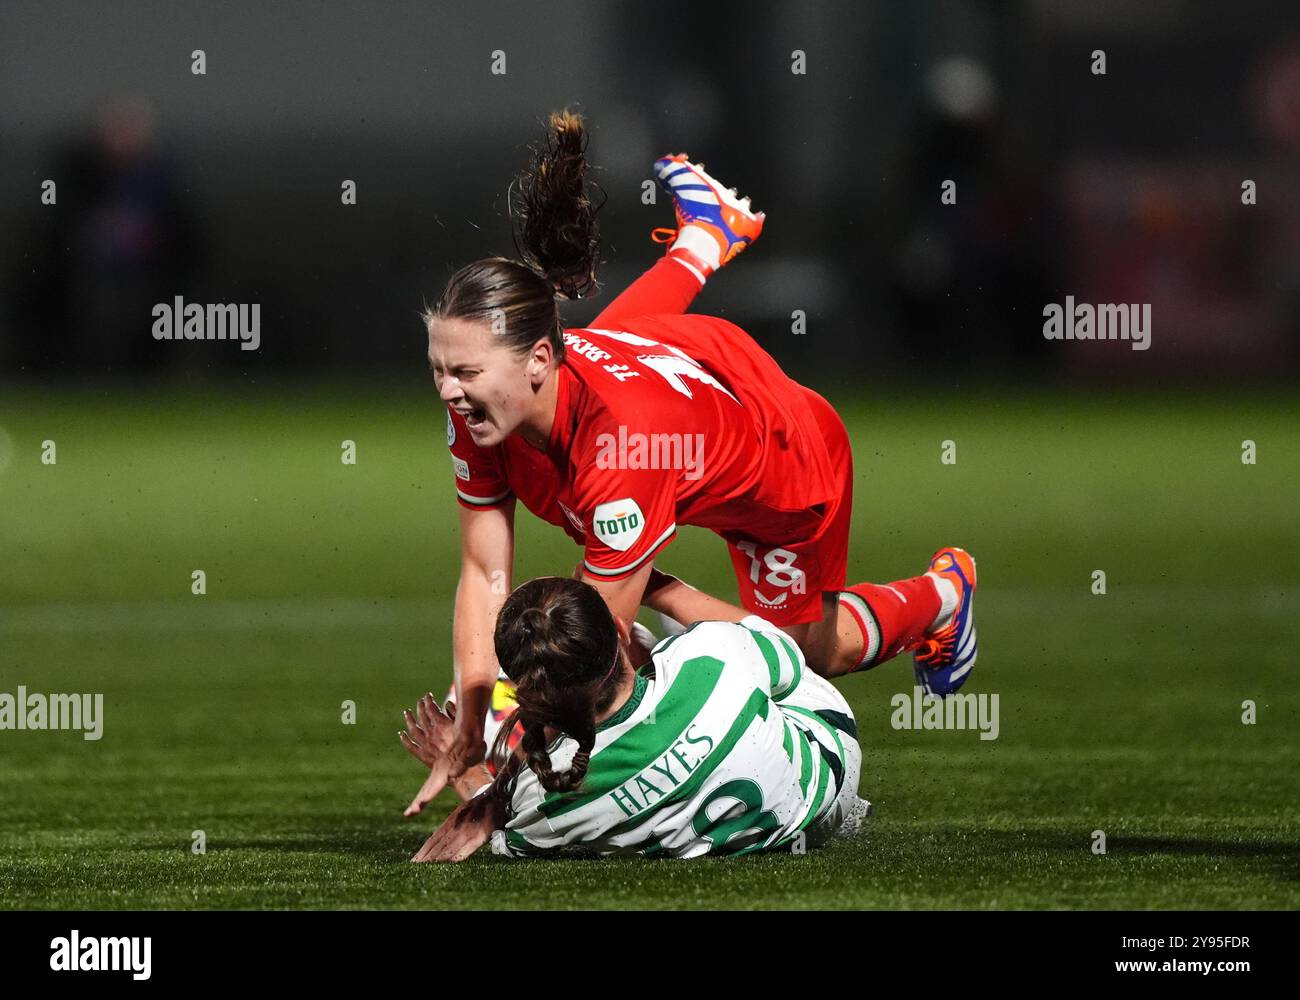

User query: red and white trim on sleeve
[582,523,677,580]
[456,486,513,509]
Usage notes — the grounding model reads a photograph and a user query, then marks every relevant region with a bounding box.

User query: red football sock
[838,576,942,671]
[588,255,703,328]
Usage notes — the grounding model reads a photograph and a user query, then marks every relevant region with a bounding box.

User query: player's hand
[400,692,457,817]
[410,787,505,863]
[446,709,487,779]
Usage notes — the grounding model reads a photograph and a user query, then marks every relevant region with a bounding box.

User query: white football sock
[926,572,959,632]
[669,224,720,272]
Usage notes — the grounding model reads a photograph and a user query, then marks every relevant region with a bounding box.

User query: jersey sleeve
[574,464,678,581]
[445,407,512,509]
[737,614,806,702]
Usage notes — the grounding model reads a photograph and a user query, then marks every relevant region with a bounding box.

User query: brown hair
[425,109,606,363]
[489,576,628,793]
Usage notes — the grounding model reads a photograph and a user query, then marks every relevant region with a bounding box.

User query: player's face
[428,316,537,448]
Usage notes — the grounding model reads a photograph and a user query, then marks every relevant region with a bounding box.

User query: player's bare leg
[779,595,865,678]
[644,553,978,693]
[782,594,919,678]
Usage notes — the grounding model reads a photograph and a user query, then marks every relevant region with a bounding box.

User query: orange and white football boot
[913,547,979,696]
[651,153,765,281]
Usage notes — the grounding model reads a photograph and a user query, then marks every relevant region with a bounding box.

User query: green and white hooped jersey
[490,615,859,859]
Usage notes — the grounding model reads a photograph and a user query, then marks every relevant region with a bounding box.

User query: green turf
[1,383,1297,909]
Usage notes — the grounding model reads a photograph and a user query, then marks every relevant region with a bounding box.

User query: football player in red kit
[408,110,978,815]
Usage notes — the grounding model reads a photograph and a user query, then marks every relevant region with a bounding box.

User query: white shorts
[778,669,868,846]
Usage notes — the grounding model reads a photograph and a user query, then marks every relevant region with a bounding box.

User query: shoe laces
[915,626,955,667]
[650,227,679,245]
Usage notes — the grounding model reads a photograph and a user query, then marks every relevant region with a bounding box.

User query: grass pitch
[1,382,1297,909]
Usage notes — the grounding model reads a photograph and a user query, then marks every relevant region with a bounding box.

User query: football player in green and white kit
[401,574,871,861]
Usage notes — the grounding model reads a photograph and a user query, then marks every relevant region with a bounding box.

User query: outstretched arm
[642,568,752,625]
[402,693,502,862]
[583,562,754,658]
[581,562,658,665]
[411,784,507,863]
[449,501,515,770]
[405,499,515,818]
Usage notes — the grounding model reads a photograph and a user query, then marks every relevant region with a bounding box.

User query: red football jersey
[447,312,840,582]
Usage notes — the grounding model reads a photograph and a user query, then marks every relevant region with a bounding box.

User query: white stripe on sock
[669,255,706,285]
[838,591,881,666]
[926,572,959,631]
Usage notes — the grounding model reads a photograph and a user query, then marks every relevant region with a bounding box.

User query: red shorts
[723,386,853,627]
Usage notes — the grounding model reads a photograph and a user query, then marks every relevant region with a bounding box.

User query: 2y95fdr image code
[1114,935,1252,975]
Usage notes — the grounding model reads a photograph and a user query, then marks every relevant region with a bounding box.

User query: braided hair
[489,577,628,793]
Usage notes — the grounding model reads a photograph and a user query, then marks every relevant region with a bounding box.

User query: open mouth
[462,407,487,430]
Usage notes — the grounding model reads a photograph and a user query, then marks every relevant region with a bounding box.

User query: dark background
[2,0,1297,388]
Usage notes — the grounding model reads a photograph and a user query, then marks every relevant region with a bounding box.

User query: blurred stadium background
[1,1,1297,908]
[2,0,1298,384]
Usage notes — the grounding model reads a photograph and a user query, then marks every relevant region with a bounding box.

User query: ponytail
[510,108,606,301]
[429,109,606,361]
